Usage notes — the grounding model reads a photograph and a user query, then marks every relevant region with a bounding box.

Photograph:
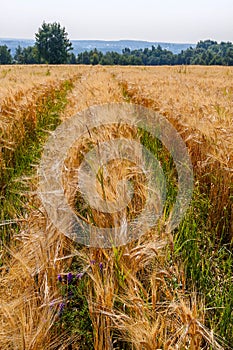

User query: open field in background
[0,65,232,349]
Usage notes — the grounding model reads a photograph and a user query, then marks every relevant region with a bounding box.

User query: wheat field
[0,65,232,350]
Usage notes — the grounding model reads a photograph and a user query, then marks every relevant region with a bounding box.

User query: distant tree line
[75,41,233,66]
[0,22,233,66]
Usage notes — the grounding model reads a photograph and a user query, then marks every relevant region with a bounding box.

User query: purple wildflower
[58,274,62,283]
[58,302,65,316]
[76,272,84,279]
[67,272,73,284]
[99,262,103,271]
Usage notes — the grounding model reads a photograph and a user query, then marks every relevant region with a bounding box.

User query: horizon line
[0,37,200,44]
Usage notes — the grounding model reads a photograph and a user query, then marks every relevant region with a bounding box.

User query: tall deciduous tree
[35,22,73,64]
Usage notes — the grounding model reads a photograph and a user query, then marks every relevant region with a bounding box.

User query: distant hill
[0,38,195,55]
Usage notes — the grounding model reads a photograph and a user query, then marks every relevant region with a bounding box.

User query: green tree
[68,52,77,64]
[14,45,24,63]
[196,40,217,50]
[0,45,12,64]
[89,49,102,65]
[225,47,233,65]
[35,22,73,64]
[14,45,39,64]
[77,51,90,64]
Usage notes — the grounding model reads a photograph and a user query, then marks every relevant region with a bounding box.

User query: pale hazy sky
[0,0,232,42]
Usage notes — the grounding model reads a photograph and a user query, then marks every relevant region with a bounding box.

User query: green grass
[0,79,74,246]
[55,271,94,349]
[138,127,178,221]
[174,186,233,347]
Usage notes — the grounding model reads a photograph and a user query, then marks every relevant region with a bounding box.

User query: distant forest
[0,22,233,66]
[75,40,233,66]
